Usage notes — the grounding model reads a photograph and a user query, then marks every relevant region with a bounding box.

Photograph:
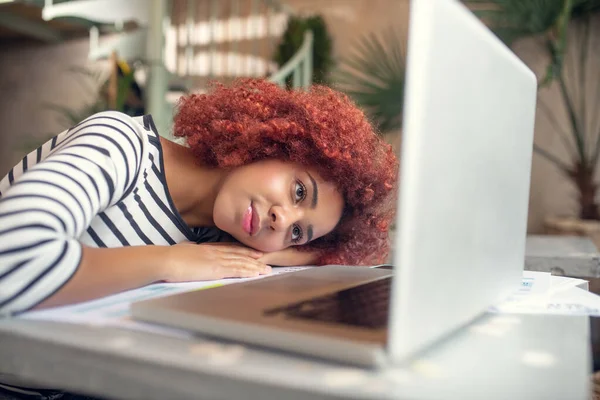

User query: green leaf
[115,71,134,112]
[466,0,563,45]
[273,14,334,85]
[463,0,600,87]
[334,27,405,134]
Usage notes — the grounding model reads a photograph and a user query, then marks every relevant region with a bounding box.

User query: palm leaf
[466,0,564,45]
[43,100,107,128]
[115,70,134,112]
[334,27,405,134]
[464,0,600,85]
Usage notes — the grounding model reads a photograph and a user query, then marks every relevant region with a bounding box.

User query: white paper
[545,286,600,316]
[549,275,589,292]
[515,270,552,296]
[20,267,600,339]
[492,283,600,317]
[20,266,312,336]
[489,271,599,315]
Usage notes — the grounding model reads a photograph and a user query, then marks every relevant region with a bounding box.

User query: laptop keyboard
[263,277,392,329]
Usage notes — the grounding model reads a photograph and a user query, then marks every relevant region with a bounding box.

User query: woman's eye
[294,181,306,203]
[292,225,303,243]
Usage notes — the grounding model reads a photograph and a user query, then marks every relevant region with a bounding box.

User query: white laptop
[131,0,537,367]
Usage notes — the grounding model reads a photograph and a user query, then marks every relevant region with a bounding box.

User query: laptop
[131,0,537,367]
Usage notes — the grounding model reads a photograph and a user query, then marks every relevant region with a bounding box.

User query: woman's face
[213,160,344,252]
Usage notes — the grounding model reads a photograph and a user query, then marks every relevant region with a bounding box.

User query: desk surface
[0,312,591,400]
[525,235,600,277]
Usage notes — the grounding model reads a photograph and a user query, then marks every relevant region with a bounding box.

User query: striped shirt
[0,111,228,317]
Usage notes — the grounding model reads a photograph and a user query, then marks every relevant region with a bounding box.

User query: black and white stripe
[0,111,225,317]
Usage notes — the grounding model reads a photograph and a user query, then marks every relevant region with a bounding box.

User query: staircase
[41,0,314,136]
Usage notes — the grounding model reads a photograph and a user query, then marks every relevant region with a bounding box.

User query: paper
[515,270,552,296]
[545,286,600,316]
[489,271,600,316]
[20,266,312,337]
[20,267,600,339]
[493,285,600,316]
[549,275,589,292]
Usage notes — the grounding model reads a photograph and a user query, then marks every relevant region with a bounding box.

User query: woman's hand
[259,247,320,267]
[163,242,271,282]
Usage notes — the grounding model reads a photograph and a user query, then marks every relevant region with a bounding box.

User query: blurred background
[0,0,600,244]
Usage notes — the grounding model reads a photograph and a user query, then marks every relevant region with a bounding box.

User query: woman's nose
[269,206,300,232]
[269,206,287,231]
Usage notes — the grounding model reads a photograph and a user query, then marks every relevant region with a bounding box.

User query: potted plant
[334,27,405,135]
[45,56,142,129]
[333,27,406,243]
[333,26,406,157]
[19,56,143,155]
[274,14,334,86]
[465,0,600,238]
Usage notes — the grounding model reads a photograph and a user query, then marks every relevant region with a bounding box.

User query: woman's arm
[0,113,268,314]
[33,245,167,309]
[35,242,267,310]
[0,111,144,316]
[259,247,320,266]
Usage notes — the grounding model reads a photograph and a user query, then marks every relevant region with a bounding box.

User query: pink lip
[242,205,252,235]
[250,204,260,236]
[242,203,261,236]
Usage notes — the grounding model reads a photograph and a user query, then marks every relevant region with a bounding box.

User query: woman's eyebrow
[307,172,318,209]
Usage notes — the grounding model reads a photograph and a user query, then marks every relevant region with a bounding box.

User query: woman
[0,79,398,316]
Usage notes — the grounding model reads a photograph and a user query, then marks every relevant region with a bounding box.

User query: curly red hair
[173,79,398,265]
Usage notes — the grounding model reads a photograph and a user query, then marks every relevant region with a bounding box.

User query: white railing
[269,30,313,90]
[169,0,289,80]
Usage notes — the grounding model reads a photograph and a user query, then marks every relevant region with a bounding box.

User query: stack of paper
[490,271,598,316]
[20,266,311,338]
[19,268,600,339]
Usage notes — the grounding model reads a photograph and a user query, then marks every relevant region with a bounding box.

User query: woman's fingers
[223,255,270,272]
[234,264,272,277]
[166,242,271,282]
[226,257,271,277]
[210,243,264,259]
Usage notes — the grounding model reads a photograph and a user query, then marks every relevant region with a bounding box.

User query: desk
[0,313,591,400]
[525,235,600,278]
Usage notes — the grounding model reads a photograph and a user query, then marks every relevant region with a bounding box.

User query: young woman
[0,79,398,316]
